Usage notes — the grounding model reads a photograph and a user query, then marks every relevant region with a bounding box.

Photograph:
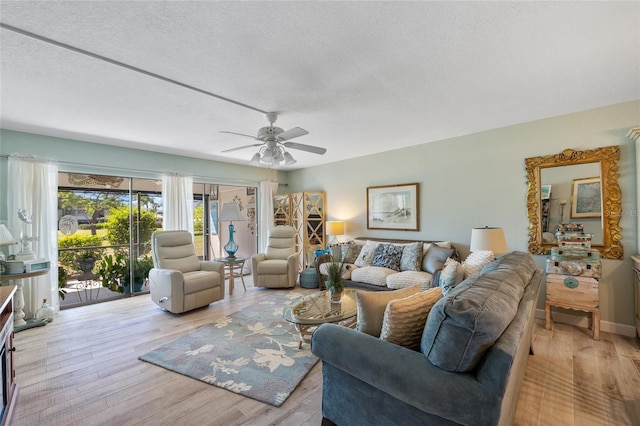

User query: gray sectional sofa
[311,251,543,426]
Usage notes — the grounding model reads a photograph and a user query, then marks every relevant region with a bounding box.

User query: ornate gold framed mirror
[525,145,622,259]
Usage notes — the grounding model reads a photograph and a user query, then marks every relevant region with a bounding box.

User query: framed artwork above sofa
[367,182,419,231]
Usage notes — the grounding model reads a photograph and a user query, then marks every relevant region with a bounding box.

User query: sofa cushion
[356,285,420,337]
[386,271,432,290]
[400,242,422,272]
[440,258,464,295]
[379,288,442,350]
[371,244,404,271]
[421,251,533,372]
[462,250,494,278]
[354,240,379,267]
[422,245,456,274]
[351,266,398,287]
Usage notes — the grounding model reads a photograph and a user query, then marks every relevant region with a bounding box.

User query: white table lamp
[470,226,508,256]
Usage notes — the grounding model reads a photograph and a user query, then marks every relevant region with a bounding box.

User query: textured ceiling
[1,1,638,170]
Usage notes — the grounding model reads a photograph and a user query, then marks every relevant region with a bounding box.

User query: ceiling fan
[221,112,326,166]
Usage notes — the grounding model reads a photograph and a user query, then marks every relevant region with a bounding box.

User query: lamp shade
[326,221,345,236]
[0,224,16,246]
[219,203,245,222]
[470,227,508,254]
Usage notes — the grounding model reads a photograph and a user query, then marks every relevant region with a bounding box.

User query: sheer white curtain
[258,180,279,252]
[162,173,194,234]
[7,155,59,317]
[636,137,640,253]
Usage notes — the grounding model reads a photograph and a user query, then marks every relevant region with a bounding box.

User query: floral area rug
[139,292,318,407]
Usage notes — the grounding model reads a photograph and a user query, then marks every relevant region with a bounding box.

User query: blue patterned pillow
[400,242,422,271]
[371,244,404,271]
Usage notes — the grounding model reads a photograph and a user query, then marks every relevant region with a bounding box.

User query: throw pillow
[380,288,442,350]
[462,250,494,278]
[354,241,379,267]
[371,244,404,271]
[440,257,465,295]
[356,285,420,337]
[422,245,456,274]
[400,242,422,272]
[341,243,363,264]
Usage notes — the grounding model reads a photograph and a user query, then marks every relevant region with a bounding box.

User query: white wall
[288,100,640,333]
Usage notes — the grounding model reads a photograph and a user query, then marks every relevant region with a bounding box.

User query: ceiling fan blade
[220,131,257,139]
[283,141,327,155]
[276,127,308,141]
[222,143,263,153]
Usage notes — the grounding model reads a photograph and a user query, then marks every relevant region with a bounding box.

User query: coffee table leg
[295,324,314,349]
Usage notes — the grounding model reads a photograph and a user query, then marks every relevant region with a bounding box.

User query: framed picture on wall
[246,187,256,196]
[571,177,601,218]
[210,185,219,201]
[367,183,419,231]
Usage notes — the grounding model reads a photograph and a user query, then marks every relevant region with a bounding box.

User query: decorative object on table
[325,255,345,302]
[367,183,419,231]
[15,209,36,261]
[139,293,318,407]
[0,224,17,274]
[219,202,245,259]
[34,299,55,323]
[571,176,602,218]
[544,223,602,340]
[326,221,345,246]
[469,226,508,257]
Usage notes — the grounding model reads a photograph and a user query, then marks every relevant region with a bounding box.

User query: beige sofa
[315,237,459,291]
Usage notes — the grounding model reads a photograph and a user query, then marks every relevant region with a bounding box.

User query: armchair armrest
[199,260,225,276]
[148,267,186,308]
[311,324,498,425]
[251,253,266,281]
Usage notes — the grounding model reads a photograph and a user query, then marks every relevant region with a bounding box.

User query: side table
[545,273,600,340]
[214,257,247,295]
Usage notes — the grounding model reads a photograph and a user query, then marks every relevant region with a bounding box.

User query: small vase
[35,299,55,323]
[329,287,343,303]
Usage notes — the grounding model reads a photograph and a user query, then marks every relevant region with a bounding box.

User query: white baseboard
[535,308,637,338]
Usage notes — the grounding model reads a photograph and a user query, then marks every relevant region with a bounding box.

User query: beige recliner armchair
[252,226,300,288]
[149,230,225,313]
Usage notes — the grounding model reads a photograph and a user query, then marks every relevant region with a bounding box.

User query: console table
[0,269,50,331]
[0,285,17,426]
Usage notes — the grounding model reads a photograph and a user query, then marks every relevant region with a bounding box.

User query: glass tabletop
[283,289,357,325]
[214,257,247,264]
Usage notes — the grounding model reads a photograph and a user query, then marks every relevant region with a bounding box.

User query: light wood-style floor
[11,278,640,426]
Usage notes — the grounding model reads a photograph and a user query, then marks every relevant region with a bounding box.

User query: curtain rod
[0,154,288,186]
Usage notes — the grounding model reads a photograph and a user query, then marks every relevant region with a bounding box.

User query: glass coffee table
[283,289,358,348]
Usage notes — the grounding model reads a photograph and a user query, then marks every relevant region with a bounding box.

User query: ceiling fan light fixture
[250,152,261,165]
[283,151,296,165]
[261,148,273,163]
